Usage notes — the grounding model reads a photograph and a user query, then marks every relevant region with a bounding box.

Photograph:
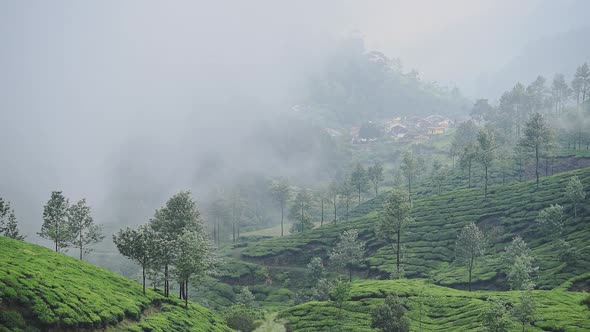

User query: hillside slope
[279,279,590,331]
[239,167,590,289]
[0,236,229,332]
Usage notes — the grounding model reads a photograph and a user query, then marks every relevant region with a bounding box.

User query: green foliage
[520,112,555,187]
[504,237,537,290]
[368,161,385,196]
[235,286,257,308]
[565,175,586,219]
[0,200,25,241]
[370,294,410,332]
[536,204,565,240]
[288,189,314,234]
[351,163,370,204]
[66,198,104,259]
[38,191,70,252]
[511,290,537,332]
[224,305,259,332]
[329,229,365,282]
[0,236,229,331]
[306,257,326,285]
[242,167,590,289]
[476,128,496,197]
[479,299,512,332]
[455,222,486,291]
[279,279,590,332]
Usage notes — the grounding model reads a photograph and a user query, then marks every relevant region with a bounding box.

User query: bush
[225,306,259,332]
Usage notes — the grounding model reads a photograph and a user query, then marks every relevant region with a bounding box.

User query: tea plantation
[0,236,230,332]
[238,167,590,290]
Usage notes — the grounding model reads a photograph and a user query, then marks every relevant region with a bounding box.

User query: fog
[1,0,589,239]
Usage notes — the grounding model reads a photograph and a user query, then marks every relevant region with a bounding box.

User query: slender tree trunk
[280,203,284,237]
[468,257,473,292]
[79,229,83,260]
[358,188,361,205]
[484,165,488,198]
[320,199,324,227]
[535,145,539,188]
[185,280,189,309]
[300,205,304,232]
[142,265,146,295]
[468,163,472,188]
[346,199,349,221]
[408,177,412,205]
[396,230,401,278]
[164,265,169,297]
[333,198,337,223]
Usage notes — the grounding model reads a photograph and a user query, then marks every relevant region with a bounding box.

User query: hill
[279,278,590,331]
[237,167,590,290]
[0,236,230,332]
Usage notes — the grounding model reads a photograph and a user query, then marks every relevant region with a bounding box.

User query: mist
[1,0,589,239]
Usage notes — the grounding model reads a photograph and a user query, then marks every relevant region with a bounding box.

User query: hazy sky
[1,0,589,238]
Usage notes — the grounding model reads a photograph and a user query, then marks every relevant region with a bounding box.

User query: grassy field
[279,279,590,332]
[0,236,230,332]
[238,167,590,289]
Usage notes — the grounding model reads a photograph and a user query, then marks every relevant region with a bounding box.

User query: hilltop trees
[367,161,384,196]
[476,128,496,198]
[379,190,413,278]
[329,229,365,282]
[339,179,355,221]
[67,199,104,260]
[520,113,554,188]
[400,152,416,204]
[289,189,314,233]
[370,295,410,332]
[536,204,565,240]
[455,222,486,291]
[503,237,537,290]
[565,175,585,219]
[551,73,571,113]
[460,143,478,188]
[270,178,291,237]
[572,62,590,106]
[39,191,70,252]
[113,225,157,294]
[350,163,370,204]
[0,198,25,240]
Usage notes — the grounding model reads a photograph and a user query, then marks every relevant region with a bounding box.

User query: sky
[1,0,589,239]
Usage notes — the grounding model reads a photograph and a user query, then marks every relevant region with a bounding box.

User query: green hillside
[279,279,590,331]
[0,236,230,332]
[237,167,590,289]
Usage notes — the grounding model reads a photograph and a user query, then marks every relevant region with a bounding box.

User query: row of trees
[0,197,25,240]
[113,191,217,308]
[267,162,385,237]
[38,191,104,260]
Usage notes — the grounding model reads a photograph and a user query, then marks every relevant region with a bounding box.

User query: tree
[470,99,494,123]
[431,160,449,194]
[327,179,340,223]
[512,290,537,332]
[536,204,565,240]
[209,196,229,245]
[520,113,554,188]
[551,73,571,113]
[329,229,365,282]
[311,278,333,301]
[400,151,416,204]
[113,225,157,294]
[379,190,413,279]
[3,210,25,241]
[329,278,351,328]
[367,161,384,196]
[339,179,355,221]
[350,163,370,204]
[66,199,104,260]
[507,254,536,291]
[480,299,513,332]
[306,256,326,285]
[476,129,496,198]
[39,191,70,252]
[174,229,216,309]
[288,189,314,233]
[455,222,486,291]
[150,191,205,297]
[565,176,585,220]
[0,198,25,240]
[370,294,410,332]
[573,62,590,106]
[451,120,479,168]
[270,178,291,237]
[234,286,257,308]
[460,143,477,188]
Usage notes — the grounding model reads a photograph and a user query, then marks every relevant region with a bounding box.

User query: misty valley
[2,1,590,332]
